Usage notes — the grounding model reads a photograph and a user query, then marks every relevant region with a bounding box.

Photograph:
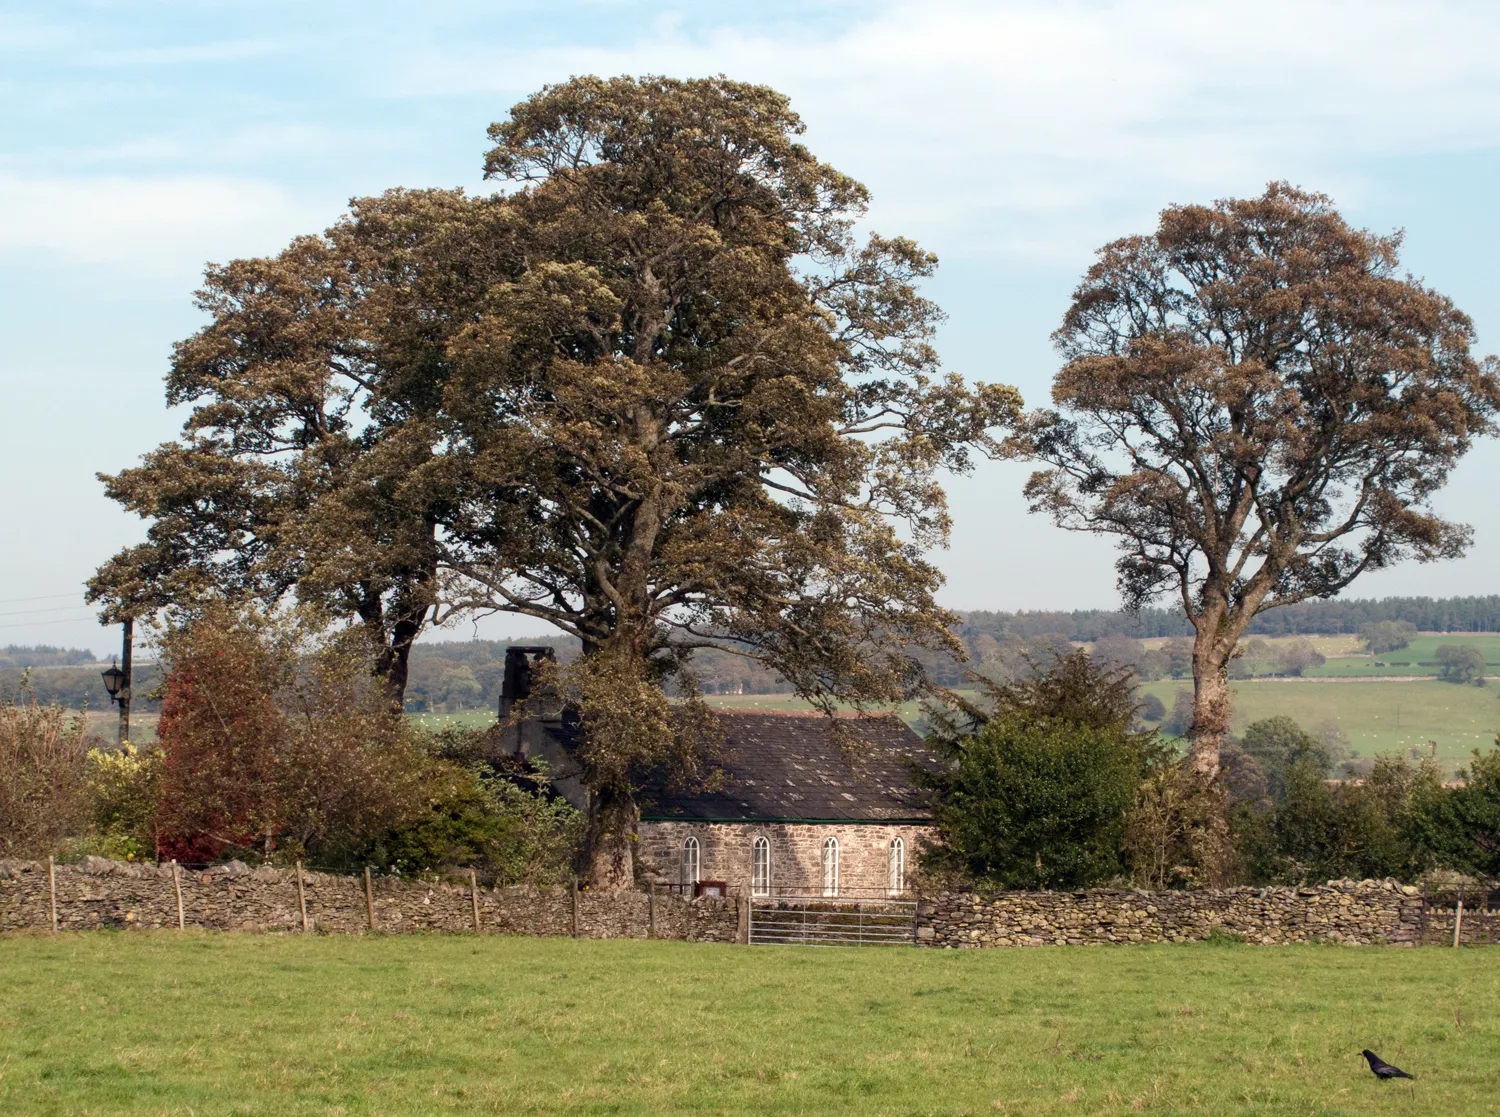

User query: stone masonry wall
[637,821,934,896]
[916,880,1438,947]
[0,857,740,942]
[9,859,1492,949]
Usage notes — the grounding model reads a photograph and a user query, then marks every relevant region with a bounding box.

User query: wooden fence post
[171,860,185,930]
[1453,887,1465,948]
[571,878,579,938]
[364,866,376,932]
[295,861,309,933]
[47,856,57,934]
[470,869,481,934]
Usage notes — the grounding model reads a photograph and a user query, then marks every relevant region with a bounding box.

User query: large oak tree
[1023,184,1500,774]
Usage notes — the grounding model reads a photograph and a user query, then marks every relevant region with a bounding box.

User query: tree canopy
[1022,183,1500,773]
[90,75,1018,888]
[441,76,1017,885]
[89,188,511,705]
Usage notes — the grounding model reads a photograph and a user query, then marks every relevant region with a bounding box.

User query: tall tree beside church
[1022,184,1500,774]
[88,189,513,706]
[441,76,1020,888]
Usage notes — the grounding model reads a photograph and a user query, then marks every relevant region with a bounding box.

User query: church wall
[637,820,935,897]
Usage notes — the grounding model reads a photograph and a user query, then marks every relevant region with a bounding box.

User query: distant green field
[1139,678,1499,768]
[1305,633,1500,679]
[407,710,501,733]
[1,934,1494,1116]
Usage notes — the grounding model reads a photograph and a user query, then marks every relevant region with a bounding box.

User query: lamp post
[100,618,133,746]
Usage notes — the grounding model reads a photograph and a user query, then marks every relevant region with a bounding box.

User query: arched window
[681,836,700,888]
[752,836,771,897]
[821,836,840,897]
[888,836,905,895]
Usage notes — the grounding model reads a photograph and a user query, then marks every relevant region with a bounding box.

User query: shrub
[1138,693,1167,722]
[1413,745,1500,878]
[923,651,1158,889]
[154,606,450,865]
[1123,762,1233,889]
[1232,753,1443,884]
[0,681,92,857]
[151,608,586,876]
[84,743,162,860]
[360,763,585,883]
[1435,644,1487,685]
[925,714,1143,889]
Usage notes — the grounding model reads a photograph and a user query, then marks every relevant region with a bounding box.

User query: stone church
[496,647,939,899]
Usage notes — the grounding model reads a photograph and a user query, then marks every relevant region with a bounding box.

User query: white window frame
[888,836,905,896]
[681,836,700,888]
[821,836,840,897]
[752,835,771,897]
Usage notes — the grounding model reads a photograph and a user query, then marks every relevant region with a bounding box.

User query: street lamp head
[101,661,126,700]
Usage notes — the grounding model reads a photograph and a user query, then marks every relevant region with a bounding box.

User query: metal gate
[749,896,917,946]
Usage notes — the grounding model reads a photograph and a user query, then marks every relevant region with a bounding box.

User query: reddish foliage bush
[154,612,294,862]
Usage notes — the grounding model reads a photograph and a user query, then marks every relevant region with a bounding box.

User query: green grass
[1306,634,1500,679]
[408,710,504,732]
[0,935,1495,1115]
[1139,678,1499,767]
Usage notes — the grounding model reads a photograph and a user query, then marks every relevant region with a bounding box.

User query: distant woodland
[6,593,1499,713]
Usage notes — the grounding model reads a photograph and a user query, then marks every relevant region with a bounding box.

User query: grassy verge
[0,934,1494,1115]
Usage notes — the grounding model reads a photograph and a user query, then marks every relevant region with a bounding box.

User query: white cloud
[391,0,1500,259]
[73,38,286,66]
[0,172,326,279]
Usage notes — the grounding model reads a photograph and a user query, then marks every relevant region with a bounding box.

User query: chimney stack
[500,646,559,721]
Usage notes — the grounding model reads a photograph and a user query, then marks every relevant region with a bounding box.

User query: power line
[0,617,110,631]
[0,605,96,619]
[0,591,86,605]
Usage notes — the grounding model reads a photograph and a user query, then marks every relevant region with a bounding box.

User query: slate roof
[639,709,940,823]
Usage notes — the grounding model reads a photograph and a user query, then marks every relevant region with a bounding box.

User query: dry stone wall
[0,857,739,942]
[7,859,1490,949]
[916,880,1431,947]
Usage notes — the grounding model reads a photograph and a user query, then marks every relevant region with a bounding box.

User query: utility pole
[118,617,133,746]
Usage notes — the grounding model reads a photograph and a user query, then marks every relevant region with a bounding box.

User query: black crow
[1361,1050,1414,1080]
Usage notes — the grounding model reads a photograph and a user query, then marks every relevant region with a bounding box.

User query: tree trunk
[380,606,426,713]
[585,786,639,892]
[1189,621,1236,776]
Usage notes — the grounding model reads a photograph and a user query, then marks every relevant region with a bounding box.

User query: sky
[3,0,1500,656]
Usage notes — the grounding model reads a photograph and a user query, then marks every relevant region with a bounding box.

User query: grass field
[84,709,158,744]
[1304,633,1500,679]
[1137,679,1499,769]
[0,935,1495,1116]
